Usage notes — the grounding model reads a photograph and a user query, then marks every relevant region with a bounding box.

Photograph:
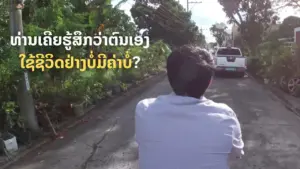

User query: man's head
[167,45,215,98]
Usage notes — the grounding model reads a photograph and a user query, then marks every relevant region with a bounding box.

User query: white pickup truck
[214,47,247,78]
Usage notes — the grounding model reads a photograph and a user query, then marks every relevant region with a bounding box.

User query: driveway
[6,75,300,169]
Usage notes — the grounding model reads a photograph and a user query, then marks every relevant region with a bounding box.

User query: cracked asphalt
[5,75,300,169]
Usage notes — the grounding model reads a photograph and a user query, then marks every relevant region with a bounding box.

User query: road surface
[7,75,300,169]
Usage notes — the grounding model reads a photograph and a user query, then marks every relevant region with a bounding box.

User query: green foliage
[2,101,24,130]
[210,23,228,46]
[0,0,169,134]
[278,16,300,38]
[218,0,278,55]
[264,16,300,43]
[249,40,300,81]
[131,0,206,47]
[256,15,300,79]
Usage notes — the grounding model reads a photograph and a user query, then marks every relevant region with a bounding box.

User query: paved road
[7,75,300,169]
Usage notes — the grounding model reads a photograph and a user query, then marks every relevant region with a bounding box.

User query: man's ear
[209,78,213,85]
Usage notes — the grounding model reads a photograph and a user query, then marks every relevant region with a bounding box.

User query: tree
[130,0,206,47]
[278,16,300,38]
[264,16,300,42]
[210,23,228,46]
[272,0,300,10]
[218,0,279,56]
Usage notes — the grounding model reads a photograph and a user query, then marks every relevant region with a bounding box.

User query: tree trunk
[17,77,40,133]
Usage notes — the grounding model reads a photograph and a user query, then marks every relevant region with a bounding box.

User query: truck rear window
[217,48,241,55]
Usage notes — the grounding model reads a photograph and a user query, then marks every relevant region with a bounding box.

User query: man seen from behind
[135,44,244,169]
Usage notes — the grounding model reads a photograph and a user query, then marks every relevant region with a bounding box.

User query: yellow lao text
[19,53,55,72]
[19,53,84,71]
[88,50,133,69]
[19,51,134,72]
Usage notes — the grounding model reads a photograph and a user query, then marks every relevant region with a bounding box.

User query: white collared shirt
[135,93,244,169]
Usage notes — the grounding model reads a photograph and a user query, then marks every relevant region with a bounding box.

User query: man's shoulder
[135,98,157,112]
[211,102,233,111]
[208,101,235,116]
[137,97,157,106]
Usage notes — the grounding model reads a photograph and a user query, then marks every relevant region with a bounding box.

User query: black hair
[166,44,215,98]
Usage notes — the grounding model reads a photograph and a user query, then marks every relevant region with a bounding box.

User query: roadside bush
[250,41,300,96]
[267,50,295,79]
[248,41,293,80]
[2,43,169,134]
[0,48,24,132]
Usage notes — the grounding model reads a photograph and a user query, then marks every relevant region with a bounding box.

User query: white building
[295,27,300,45]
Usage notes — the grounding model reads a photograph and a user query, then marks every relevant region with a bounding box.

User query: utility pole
[232,24,235,46]
[187,0,202,11]
[10,0,40,133]
[187,0,189,11]
[232,31,234,46]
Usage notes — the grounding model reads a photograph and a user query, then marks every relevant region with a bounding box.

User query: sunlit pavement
[6,75,300,169]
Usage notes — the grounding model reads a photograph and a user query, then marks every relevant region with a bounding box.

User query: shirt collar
[159,92,208,105]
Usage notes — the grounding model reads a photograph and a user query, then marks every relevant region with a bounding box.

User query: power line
[187,0,202,11]
[186,0,206,34]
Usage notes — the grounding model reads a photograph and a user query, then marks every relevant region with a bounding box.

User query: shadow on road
[7,76,300,169]
[214,72,247,79]
[6,78,171,169]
